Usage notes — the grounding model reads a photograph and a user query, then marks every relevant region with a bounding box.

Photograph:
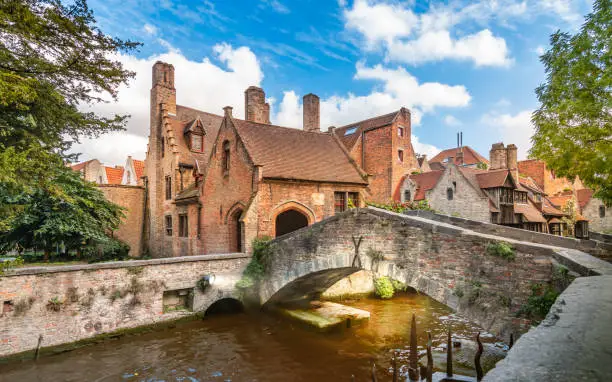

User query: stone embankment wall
[99,185,145,257]
[404,210,612,260]
[0,254,248,358]
[262,208,612,338]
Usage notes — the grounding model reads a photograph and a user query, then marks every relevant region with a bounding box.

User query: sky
[72,0,594,166]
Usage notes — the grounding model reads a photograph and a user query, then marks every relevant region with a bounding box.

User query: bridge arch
[270,201,316,238]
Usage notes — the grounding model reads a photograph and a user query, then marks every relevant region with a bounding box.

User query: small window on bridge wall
[403,190,411,202]
[162,288,194,313]
[447,187,454,200]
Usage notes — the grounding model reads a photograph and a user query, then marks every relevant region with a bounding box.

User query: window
[452,181,457,191]
[404,190,411,202]
[514,191,527,204]
[600,205,606,218]
[178,214,188,237]
[191,134,203,152]
[334,192,346,214]
[398,149,404,162]
[398,126,404,137]
[222,140,230,174]
[344,127,358,135]
[550,223,562,236]
[165,215,173,236]
[126,171,131,184]
[98,176,103,184]
[165,176,172,200]
[348,192,359,208]
[447,187,454,200]
[161,138,165,158]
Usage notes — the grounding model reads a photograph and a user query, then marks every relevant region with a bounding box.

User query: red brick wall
[519,160,575,196]
[201,118,256,254]
[391,111,418,201]
[99,185,144,257]
[362,126,392,203]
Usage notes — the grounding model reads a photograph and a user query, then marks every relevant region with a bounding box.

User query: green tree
[0,163,124,259]
[0,0,139,257]
[531,0,612,204]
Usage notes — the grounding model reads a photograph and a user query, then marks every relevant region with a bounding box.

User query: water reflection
[0,292,505,382]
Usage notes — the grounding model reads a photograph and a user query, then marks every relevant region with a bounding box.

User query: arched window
[447,187,453,200]
[222,140,230,174]
[600,205,606,218]
[404,190,411,202]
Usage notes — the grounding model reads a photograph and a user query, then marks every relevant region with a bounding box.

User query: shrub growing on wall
[486,242,516,261]
[374,277,394,299]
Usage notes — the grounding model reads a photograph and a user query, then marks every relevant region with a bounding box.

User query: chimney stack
[244,86,269,124]
[303,93,320,132]
[489,143,507,170]
[506,143,518,181]
[223,106,233,118]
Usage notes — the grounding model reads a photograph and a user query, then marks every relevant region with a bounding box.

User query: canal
[0,292,506,381]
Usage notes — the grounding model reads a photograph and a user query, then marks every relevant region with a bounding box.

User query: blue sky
[75,0,593,165]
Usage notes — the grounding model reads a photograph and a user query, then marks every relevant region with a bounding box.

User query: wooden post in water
[408,314,420,381]
[446,327,453,377]
[475,332,484,381]
[34,334,43,360]
[392,351,398,382]
[426,331,433,382]
[371,363,378,382]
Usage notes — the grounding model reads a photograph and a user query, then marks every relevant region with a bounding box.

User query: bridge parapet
[261,208,612,337]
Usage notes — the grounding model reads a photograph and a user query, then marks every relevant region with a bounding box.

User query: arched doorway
[229,208,243,252]
[275,209,309,237]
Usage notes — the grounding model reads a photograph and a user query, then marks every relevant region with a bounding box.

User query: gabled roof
[429,146,489,166]
[231,119,367,185]
[333,109,406,151]
[476,169,513,189]
[71,160,95,171]
[548,193,573,209]
[541,197,565,216]
[132,159,145,179]
[184,118,205,135]
[104,166,124,185]
[408,170,444,200]
[576,189,594,210]
[514,202,547,223]
[519,175,545,194]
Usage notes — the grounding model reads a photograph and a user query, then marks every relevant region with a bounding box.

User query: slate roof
[104,166,124,185]
[429,146,489,166]
[231,119,367,185]
[333,109,404,151]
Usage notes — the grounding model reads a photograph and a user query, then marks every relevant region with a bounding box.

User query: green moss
[374,277,394,299]
[390,279,407,292]
[486,242,516,261]
[517,283,560,323]
[235,237,273,299]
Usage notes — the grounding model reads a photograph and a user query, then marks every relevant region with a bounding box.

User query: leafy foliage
[518,284,560,323]
[0,256,23,275]
[367,200,434,213]
[236,237,273,295]
[81,238,130,263]
[374,277,394,299]
[390,279,408,292]
[561,198,578,237]
[0,0,139,255]
[531,0,612,204]
[486,242,516,261]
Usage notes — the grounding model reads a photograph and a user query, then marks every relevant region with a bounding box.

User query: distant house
[122,156,145,186]
[70,159,102,183]
[428,146,489,169]
[577,189,611,233]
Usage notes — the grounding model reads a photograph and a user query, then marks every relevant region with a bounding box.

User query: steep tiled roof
[132,159,145,180]
[541,197,565,216]
[104,166,124,185]
[519,176,544,194]
[232,119,367,185]
[70,160,94,172]
[408,170,444,200]
[548,193,573,209]
[429,146,489,166]
[476,169,511,189]
[333,110,403,151]
[429,162,446,171]
[514,202,547,223]
[576,189,594,210]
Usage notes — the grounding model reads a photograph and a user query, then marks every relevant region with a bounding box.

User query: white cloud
[73,43,263,165]
[412,135,441,158]
[482,110,534,159]
[444,115,462,126]
[260,0,290,14]
[143,23,157,35]
[271,62,471,129]
[387,29,512,67]
[534,45,546,55]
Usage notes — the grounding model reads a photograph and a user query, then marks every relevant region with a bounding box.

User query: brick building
[332,108,420,203]
[428,145,489,170]
[70,159,102,183]
[145,62,369,256]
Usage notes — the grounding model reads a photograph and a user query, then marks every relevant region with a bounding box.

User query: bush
[518,284,560,322]
[236,237,273,296]
[367,200,435,213]
[486,242,516,261]
[374,277,394,299]
[82,238,130,263]
[391,279,408,292]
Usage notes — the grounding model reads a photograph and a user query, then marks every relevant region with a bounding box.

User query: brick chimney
[244,86,269,124]
[506,143,518,181]
[489,143,507,170]
[223,106,233,118]
[151,61,176,115]
[303,93,320,132]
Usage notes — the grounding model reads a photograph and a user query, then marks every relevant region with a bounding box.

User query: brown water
[0,293,505,382]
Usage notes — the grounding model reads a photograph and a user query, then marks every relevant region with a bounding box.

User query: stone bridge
[260,207,612,336]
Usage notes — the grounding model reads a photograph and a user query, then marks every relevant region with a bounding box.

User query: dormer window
[191,133,203,152]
